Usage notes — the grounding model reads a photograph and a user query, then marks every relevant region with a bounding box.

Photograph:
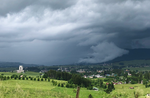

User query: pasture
[0,71,150,98]
[0,79,150,98]
[0,80,104,98]
[0,71,40,77]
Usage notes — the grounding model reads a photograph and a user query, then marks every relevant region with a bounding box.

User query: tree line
[43,70,91,87]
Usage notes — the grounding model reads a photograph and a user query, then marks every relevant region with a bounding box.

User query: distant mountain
[111,48,150,62]
[0,62,39,68]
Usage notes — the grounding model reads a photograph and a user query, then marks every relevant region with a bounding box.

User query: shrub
[73,90,76,93]
[48,78,50,82]
[30,77,33,80]
[66,83,70,88]
[34,78,36,81]
[61,83,64,87]
[134,92,139,98]
[11,74,18,79]
[7,76,10,80]
[3,76,6,80]
[88,94,93,98]
[58,83,60,87]
[45,78,47,81]
[87,86,93,90]
[22,77,25,80]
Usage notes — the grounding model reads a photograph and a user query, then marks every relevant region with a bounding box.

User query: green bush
[22,77,25,80]
[61,83,64,87]
[58,83,60,87]
[7,76,10,80]
[45,78,47,81]
[34,78,36,81]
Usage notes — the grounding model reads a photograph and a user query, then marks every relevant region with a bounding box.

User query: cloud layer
[0,0,150,65]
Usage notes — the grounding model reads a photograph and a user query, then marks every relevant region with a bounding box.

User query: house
[129,87,134,89]
[40,70,48,73]
[97,70,103,73]
[105,74,111,76]
[83,75,87,78]
[147,93,150,97]
[88,75,93,78]
[118,82,122,84]
[128,73,131,76]
[114,83,118,85]
[76,69,85,73]
[113,82,118,85]
[93,87,99,91]
[106,83,109,85]
[95,74,103,78]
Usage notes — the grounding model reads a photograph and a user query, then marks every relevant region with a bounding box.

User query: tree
[34,78,36,81]
[66,83,70,88]
[37,78,40,81]
[48,78,50,82]
[88,94,93,98]
[61,83,64,87]
[45,78,47,81]
[58,83,60,87]
[111,82,115,90]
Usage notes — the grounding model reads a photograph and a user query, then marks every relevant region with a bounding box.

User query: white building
[17,65,24,73]
[95,74,103,78]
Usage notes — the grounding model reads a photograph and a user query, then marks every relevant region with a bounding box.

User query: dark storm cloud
[0,0,76,16]
[0,0,150,64]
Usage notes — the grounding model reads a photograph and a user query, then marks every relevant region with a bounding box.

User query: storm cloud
[0,0,150,65]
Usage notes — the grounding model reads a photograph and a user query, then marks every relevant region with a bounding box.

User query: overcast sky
[0,0,150,65]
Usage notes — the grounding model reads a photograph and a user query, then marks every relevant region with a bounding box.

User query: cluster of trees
[125,71,150,84]
[104,83,115,94]
[43,70,92,87]
[0,74,51,82]
[43,70,72,81]
[66,83,77,88]
[91,79,115,93]
[0,75,10,80]
[145,82,150,88]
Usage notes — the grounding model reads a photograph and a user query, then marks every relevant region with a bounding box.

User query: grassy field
[0,79,150,98]
[0,80,105,98]
[0,72,150,98]
[124,67,150,71]
[0,71,40,77]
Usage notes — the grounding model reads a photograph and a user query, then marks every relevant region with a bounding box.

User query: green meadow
[0,80,104,98]
[0,71,40,77]
[0,79,150,98]
[0,72,150,98]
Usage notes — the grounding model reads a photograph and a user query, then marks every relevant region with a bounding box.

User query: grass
[0,71,40,77]
[0,80,72,98]
[112,84,150,98]
[0,70,150,98]
[0,80,107,98]
[1,79,150,98]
